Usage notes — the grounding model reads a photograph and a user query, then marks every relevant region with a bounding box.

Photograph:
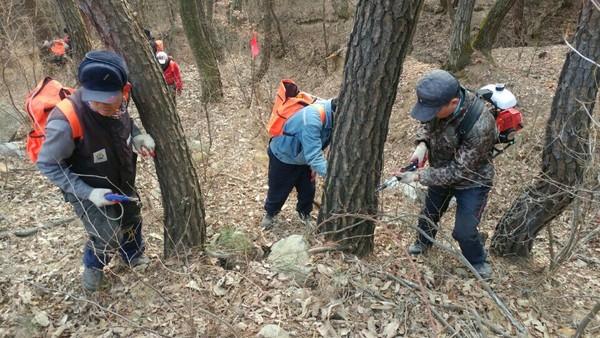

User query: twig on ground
[0,215,77,239]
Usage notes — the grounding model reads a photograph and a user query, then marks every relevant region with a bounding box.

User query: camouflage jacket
[415,89,497,188]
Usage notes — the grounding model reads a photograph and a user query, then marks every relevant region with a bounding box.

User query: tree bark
[55,0,93,64]
[319,0,424,257]
[491,0,600,257]
[512,0,524,41]
[255,0,273,82]
[196,0,224,61]
[76,0,207,259]
[443,0,476,72]
[472,0,517,61]
[181,0,224,102]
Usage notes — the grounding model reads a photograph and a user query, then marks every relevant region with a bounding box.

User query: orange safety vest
[50,40,67,57]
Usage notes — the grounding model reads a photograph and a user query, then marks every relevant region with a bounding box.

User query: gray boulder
[267,234,312,284]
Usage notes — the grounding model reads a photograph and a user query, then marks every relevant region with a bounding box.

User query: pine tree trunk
[472,0,517,61]
[319,0,424,257]
[181,0,224,102]
[76,0,207,259]
[55,0,92,64]
[443,0,476,72]
[491,0,600,257]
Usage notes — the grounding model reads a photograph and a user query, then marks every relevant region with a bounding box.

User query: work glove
[395,172,419,184]
[88,188,117,207]
[411,142,428,168]
[133,134,156,157]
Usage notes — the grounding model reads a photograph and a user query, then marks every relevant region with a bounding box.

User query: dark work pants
[65,193,145,270]
[264,147,315,217]
[416,185,491,265]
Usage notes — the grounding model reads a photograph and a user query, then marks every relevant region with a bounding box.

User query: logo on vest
[93,149,108,163]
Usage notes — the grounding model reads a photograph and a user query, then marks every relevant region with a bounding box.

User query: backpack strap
[314,104,326,123]
[281,104,327,137]
[457,96,485,144]
[56,99,83,139]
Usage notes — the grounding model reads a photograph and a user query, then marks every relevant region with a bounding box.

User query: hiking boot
[82,267,107,292]
[473,261,494,279]
[128,254,150,268]
[298,213,316,228]
[260,214,276,230]
[407,241,430,255]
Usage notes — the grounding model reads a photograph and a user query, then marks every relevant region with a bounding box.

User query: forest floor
[1,1,599,337]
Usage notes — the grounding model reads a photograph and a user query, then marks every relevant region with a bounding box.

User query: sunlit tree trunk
[491,0,600,257]
[181,0,223,102]
[443,0,476,72]
[472,0,517,61]
[76,0,207,259]
[319,0,424,257]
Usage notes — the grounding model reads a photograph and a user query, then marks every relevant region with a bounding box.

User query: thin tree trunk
[269,0,286,58]
[76,0,207,259]
[164,0,178,59]
[472,0,517,61]
[319,0,424,257]
[443,0,476,72]
[55,0,92,65]
[512,0,524,42]
[255,0,273,82]
[490,0,600,257]
[181,0,223,102]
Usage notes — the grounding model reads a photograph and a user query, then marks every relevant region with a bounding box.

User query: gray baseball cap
[411,70,460,122]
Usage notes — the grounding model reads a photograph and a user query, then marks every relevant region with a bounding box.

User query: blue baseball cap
[78,51,129,104]
[411,70,460,122]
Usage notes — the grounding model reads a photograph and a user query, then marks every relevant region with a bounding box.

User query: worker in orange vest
[43,39,69,65]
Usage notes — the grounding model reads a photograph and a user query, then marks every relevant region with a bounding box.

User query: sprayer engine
[478,84,524,146]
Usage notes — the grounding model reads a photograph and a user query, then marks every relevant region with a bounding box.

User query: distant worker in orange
[156,51,183,103]
[43,38,69,65]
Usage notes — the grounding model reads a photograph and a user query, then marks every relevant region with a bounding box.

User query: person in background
[42,38,69,65]
[62,28,72,55]
[156,51,183,103]
[37,50,156,292]
[394,69,497,279]
[144,27,163,53]
[260,97,338,230]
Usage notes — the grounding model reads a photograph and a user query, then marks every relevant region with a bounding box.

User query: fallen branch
[574,301,600,338]
[0,215,77,239]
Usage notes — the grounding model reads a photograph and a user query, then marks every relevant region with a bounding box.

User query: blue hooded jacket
[268,98,335,177]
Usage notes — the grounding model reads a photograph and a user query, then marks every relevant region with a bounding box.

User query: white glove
[396,172,419,184]
[88,188,116,207]
[132,134,156,157]
[411,142,428,168]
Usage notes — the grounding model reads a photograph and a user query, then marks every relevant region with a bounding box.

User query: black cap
[411,70,460,122]
[78,51,129,104]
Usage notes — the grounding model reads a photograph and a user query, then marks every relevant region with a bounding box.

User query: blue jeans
[65,192,145,269]
[416,185,491,265]
[264,147,315,217]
